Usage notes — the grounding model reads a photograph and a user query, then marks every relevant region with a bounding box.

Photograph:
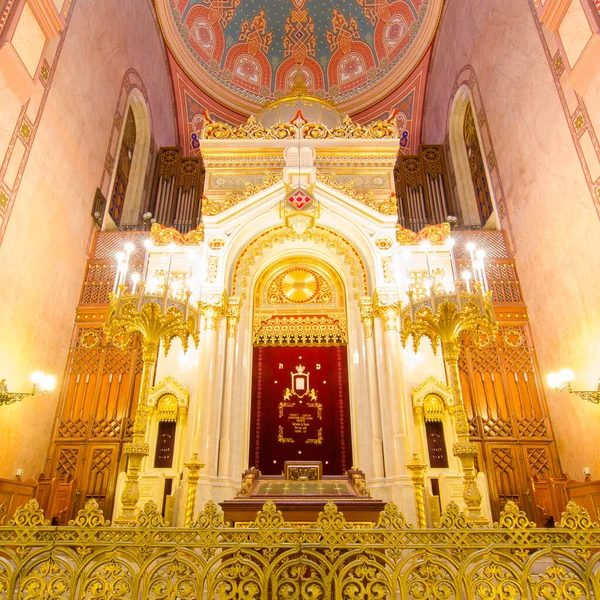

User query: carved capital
[200,291,228,331]
[226,297,242,338]
[452,441,479,459]
[359,297,374,338]
[373,291,400,331]
[124,442,150,457]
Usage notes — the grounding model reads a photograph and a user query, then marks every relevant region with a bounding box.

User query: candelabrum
[547,369,600,405]
[400,281,497,525]
[0,371,56,407]
[105,242,203,524]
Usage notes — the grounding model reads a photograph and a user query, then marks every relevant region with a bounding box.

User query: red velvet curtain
[249,346,352,475]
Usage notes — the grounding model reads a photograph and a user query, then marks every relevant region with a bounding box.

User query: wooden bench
[0,477,37,521]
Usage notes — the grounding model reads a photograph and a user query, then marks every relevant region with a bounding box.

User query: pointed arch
[448,84,498,229]
[104,87,152,229]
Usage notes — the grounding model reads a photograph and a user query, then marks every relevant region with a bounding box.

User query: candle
[421,241,432,278]
[462,270,472,293]
[401,249,411,294]
[142,239,153,281]
[163,244,175,311]
[408,290,415,321]
[131,272,140,294]
[183,289,191,321]
[455,285,462,311]
[114,251,126,293]
[136,280,145,311]
[123,242,135,283]
[446,237,457,281]
[187,248,195,278]
[466,242,477,283]
[476,249,488,292]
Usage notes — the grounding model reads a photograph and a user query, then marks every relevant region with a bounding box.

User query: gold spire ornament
[400,282,496,525]
[105,241,203,524]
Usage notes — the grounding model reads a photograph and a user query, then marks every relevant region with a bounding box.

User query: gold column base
[453,441,488,526]
[113,441,150,525]
[406,454,428,528]
[184,453,205,526]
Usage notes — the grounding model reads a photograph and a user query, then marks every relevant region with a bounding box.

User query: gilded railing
[1,498,599,598]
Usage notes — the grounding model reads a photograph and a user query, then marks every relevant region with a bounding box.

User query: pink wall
[0,0,177,479]
[422,0,600,480]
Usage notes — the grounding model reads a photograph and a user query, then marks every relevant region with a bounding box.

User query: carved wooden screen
[454,231,561,521]
[45,232,145,520]
[148,147,205,233]
[394,145,454,231]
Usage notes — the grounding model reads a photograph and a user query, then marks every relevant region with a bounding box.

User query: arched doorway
[248,256,353,475]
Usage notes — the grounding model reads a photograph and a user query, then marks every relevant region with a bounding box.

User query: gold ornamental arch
[253,257,347,346]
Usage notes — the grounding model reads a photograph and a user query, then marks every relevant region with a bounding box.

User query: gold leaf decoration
[558,501,596,530]
[250,501,288,528]
[494,501,535,529]
[69,498,109,527]
[202,114,397,141]
[134,501,168,527]
[436,502,472,529]
[194,501,228,529]
[8,499,49,527]
[204,172,283,216]
[377,502,411,530]
[316,501,348,530]
[150,222,204,246]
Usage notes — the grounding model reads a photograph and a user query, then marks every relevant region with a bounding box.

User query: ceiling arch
[156,0,443,115]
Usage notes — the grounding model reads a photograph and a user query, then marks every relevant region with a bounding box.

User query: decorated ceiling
[157,0,443,115]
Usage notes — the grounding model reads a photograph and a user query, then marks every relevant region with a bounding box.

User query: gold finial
[289,70,308,97]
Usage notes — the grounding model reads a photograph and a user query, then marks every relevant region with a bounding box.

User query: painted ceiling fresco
[160,0,442,114]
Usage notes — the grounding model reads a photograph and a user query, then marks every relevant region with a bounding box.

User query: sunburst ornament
[281,268,318,302]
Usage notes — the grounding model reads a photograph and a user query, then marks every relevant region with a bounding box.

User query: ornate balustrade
[0,498,599,598]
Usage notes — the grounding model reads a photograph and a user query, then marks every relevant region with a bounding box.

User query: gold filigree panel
[254,258,347,346]
[203,173,282,216]
[267,268,331,305]
[232,226,368,300]
[202,114,397,140]
[316,172,397,215]
[1,498,599,599]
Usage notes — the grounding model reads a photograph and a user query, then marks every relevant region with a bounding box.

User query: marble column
[193,293,226,472]
[359,297,385,480]
[217,297,241,478]
[375,294,410,478]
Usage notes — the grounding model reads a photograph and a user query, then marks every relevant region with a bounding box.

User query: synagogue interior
[1,0,600,596]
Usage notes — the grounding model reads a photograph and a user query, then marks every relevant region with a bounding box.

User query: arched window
[448,86,497,229]
[463,104,494,226]
[108,107,136,226]
[104,89,152,229]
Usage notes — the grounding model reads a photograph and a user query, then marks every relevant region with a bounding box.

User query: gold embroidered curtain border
[253,314,347,346]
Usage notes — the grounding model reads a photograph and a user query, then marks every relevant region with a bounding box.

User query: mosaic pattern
[166,0,439,110]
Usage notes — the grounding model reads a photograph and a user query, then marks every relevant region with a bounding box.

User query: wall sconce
[547,369,600,405]
[0,371,56,407]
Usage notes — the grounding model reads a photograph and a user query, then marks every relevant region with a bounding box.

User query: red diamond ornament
[287,189,312,210]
